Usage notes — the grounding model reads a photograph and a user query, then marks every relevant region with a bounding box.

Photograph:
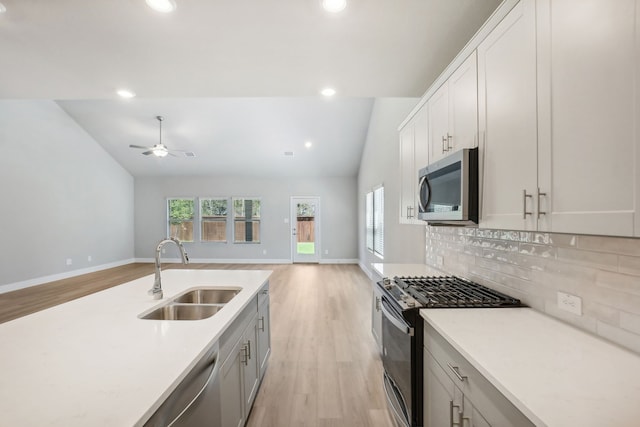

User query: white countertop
[421,308,640,426]
[371,262,444,279]
[0,268,271,427]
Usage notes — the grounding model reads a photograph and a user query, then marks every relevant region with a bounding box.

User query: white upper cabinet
[429,52,479,163]
[536,0,640,236]
[399,105,429,225]
[478,0,538,231]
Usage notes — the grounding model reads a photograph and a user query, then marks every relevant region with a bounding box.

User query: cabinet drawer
[258,281,270,307]
[424,323,535,427]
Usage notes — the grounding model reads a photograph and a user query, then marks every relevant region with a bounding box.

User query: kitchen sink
[172,288,240,304]
[140,304,223,321]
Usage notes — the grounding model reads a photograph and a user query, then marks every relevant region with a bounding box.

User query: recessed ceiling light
[117,89,136,99]
[321,87,336,97]
[322,0,346,13]
[0,3,6,14]
[145,0,176,13]
[284,151,294,157]
[305,141,313,149]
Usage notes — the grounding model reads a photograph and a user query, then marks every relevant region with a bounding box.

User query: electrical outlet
[557,291,582,316]
[87,255,92,262]
[324,249,329,255]
[436,256,444,266]
[263,249,267,255]
[66,258,73,266]
[284,218,289,224]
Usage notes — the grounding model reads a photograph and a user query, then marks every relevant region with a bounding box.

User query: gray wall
[357,98,426,273]
[134,176,357,262]
[0,101,134,290]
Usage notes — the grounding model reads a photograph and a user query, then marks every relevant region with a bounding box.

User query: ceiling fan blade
[142,151,154,156]
[129,144,150,150]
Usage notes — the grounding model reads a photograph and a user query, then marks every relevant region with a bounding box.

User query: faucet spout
[149,237,189,300]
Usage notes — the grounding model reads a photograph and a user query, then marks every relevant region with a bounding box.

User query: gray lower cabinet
[423,323,534,427]
[371,271,383,354]
[220,282,271,427]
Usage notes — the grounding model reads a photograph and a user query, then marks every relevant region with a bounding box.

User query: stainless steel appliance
[418,148,479,225]
[378,276,522,427]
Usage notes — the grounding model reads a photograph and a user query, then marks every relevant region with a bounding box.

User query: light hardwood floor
[0,263,394,427]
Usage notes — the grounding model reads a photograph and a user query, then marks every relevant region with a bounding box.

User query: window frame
[166,197,195,243]
[373,185,384,258]
[199,197,229,243]
[232,197,262,244]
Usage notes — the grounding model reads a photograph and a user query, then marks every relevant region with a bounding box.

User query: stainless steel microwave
[418,147,478,225]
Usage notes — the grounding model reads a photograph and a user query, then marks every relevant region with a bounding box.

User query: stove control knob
[406,301,416,307]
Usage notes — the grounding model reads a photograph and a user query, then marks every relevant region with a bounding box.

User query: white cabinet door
[478,0,538,230]
[424,350,463,427]
[413,105,429,183]
[399,122,416,224]
[221,338,245,427]
[428,83,450,162]
[449,51,478,154]
[257,298,271,380]
[242,315,260,412]
[536,0,639,236]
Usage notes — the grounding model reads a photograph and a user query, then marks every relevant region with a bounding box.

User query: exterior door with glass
[291,197,320,263]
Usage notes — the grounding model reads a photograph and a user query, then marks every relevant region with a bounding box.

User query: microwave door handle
[418,175,431,212]
[381,300,414,336]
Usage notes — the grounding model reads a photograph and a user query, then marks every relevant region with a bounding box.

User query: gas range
[385,275,523,310]
[378,275,522,427]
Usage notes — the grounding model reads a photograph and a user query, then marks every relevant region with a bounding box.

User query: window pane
[168,198,194,242]
[366,192,373,251]
[201,198,227,242]
[233,198,261,243]
[374,187,384,257]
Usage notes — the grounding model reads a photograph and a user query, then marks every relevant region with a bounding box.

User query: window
[167,198,194,242]
[365,186,384,257]
[200,198,228,242]
[373,186,384,257]
[233,198,261,243]
[366,192,373,251]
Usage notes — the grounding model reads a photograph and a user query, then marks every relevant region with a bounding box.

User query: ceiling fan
[129,116,193,158]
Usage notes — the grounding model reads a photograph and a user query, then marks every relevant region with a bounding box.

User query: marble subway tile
[539,258,599,283]
[548,233,577,248]
[519,232,532,243]
[619,255,640,277]
[583,301,620,326]
[499,230,521,241]
[532,232,552,245]
[595,270,640,297]
[544,301,598,333]
[519,243,557,258]
[578,235,640,256]
[556,247,617,272]
[620,311,640,335]
[592,285,640,316]
[475,257,531,281]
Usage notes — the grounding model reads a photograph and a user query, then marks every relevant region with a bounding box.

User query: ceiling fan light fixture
[146,0,176,13]
[0,3,7,14]
[152,145,169,157]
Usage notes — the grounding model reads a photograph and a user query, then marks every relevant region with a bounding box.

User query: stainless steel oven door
[380,296,413,427]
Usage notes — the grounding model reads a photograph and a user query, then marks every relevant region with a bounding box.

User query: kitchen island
[0,268,271,426]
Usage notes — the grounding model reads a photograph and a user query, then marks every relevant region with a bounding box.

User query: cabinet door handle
[537,187,547,218]
[446,132,452,151]
[406,205,414,219]
[375,296,381,311]
[442,135,447,154]
[450,401,462,427]
[258,316,265,332]
[247,339,252,360]
[447,363,467,382]
[523,190,533,219]
[241,344,249,366]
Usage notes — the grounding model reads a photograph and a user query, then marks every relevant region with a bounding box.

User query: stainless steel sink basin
[140,304,222,321]
[172,288,240,304]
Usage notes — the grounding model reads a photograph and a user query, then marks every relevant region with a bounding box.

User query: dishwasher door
[143,342,221,427]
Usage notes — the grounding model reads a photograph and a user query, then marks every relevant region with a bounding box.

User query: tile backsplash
[425,226,640,354]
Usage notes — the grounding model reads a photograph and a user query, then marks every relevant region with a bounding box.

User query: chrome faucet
[149,237,189,300]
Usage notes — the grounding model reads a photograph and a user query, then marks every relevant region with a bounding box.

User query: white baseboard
[319,259,359,264]
[134,258,293,264]
[0,258,136,295]
[359,262,373,279]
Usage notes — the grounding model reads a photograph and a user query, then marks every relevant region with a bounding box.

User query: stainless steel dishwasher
[143,342,221,427]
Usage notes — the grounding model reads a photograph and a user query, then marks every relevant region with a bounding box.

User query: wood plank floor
[0,263,394,427]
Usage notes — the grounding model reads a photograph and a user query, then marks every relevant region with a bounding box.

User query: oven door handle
[381,299,414,337]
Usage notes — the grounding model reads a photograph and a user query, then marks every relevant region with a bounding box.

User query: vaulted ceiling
[0,0,501,176]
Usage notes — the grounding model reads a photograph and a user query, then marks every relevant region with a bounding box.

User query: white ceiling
[0,0,501,177]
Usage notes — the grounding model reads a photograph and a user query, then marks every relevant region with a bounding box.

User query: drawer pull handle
[447,363,467,382]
